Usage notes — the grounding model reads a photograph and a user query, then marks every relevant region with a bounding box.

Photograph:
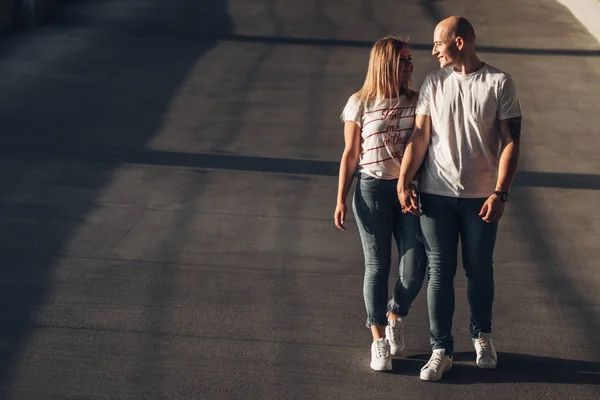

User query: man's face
[432,26,458,68]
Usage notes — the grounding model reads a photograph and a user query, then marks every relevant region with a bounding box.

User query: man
[397,16,522,381]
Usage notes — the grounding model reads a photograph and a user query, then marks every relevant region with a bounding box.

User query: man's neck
[453,56,484,75]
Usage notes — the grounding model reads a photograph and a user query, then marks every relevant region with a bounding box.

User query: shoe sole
[419,364,452,381]
[370,362,392,372]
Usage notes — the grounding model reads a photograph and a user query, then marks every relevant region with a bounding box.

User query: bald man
[397,16,522,381]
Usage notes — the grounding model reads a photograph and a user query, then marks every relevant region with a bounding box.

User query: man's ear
[455,36,464,50]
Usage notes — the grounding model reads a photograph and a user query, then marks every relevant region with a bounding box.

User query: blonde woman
[334,36,426,371]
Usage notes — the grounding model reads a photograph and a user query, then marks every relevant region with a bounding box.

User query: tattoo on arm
[507,117,522,140]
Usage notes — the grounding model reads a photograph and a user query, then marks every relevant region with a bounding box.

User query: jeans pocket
[359,173,377,181]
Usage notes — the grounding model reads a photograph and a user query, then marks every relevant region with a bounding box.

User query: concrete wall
[33,0,71,23]
[0,0,15,34]
[2,0,71,35]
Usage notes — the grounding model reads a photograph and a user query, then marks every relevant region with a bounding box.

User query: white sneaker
[370,338,392,371]
[385,318,405,356]
[473,332,497,369]
[420,349,452,381]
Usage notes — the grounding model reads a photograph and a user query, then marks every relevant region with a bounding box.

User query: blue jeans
[352,174,427,328]
[419,193,498,355]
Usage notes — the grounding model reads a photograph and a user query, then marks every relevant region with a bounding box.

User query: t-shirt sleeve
[341,94,362,126]
[415,75,432,116]
[498,75,522,120]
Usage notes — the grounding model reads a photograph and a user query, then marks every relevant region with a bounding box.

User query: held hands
[479,194,505,223]
[397,182,422,216]
[334,203,347,231]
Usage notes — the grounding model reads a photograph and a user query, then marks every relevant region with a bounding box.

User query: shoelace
[425,352,445,370]
[376,341,389,358]
[389,324,402,342]
[476,338,494,358]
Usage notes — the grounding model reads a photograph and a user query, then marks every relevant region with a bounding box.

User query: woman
[334,36,426,372]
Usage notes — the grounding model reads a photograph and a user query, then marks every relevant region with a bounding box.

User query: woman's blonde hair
[355,36,414,104]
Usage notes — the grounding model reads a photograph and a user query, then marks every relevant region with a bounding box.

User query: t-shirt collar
[452,62,487,79]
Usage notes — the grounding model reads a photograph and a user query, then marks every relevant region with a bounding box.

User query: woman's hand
[398,182,422,216]
[334,203,347,231]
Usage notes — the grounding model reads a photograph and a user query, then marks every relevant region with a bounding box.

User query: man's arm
[495,116,522,192]
[399,114,431,189]
[397,114,431,214]
[479,116,521,223]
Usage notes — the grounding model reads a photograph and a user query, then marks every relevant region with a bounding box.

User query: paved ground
[0,0,599,399]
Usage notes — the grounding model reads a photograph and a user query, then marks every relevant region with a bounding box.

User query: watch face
[495,191,508,201]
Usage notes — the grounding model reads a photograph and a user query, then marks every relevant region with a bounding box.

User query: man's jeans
[419,193,498,355]
[353,174,426,328]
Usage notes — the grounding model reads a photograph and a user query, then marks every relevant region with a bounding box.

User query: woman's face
[399,46,413,84]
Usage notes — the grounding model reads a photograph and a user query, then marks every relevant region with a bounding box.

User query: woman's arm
[334,121,362,230]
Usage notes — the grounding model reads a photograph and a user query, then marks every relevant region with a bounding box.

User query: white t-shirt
[343,94,417,180]
[416,64,522,197]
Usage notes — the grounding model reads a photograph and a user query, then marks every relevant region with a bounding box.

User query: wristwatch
[493,190,509,202]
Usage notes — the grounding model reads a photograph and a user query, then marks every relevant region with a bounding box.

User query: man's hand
[334,203,347,230]
[479,194,505,223]
[398,182,422,216]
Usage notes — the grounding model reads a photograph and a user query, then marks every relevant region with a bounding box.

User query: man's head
[432,16,476,69]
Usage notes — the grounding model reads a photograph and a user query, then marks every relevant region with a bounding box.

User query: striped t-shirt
[342,93,417,180]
